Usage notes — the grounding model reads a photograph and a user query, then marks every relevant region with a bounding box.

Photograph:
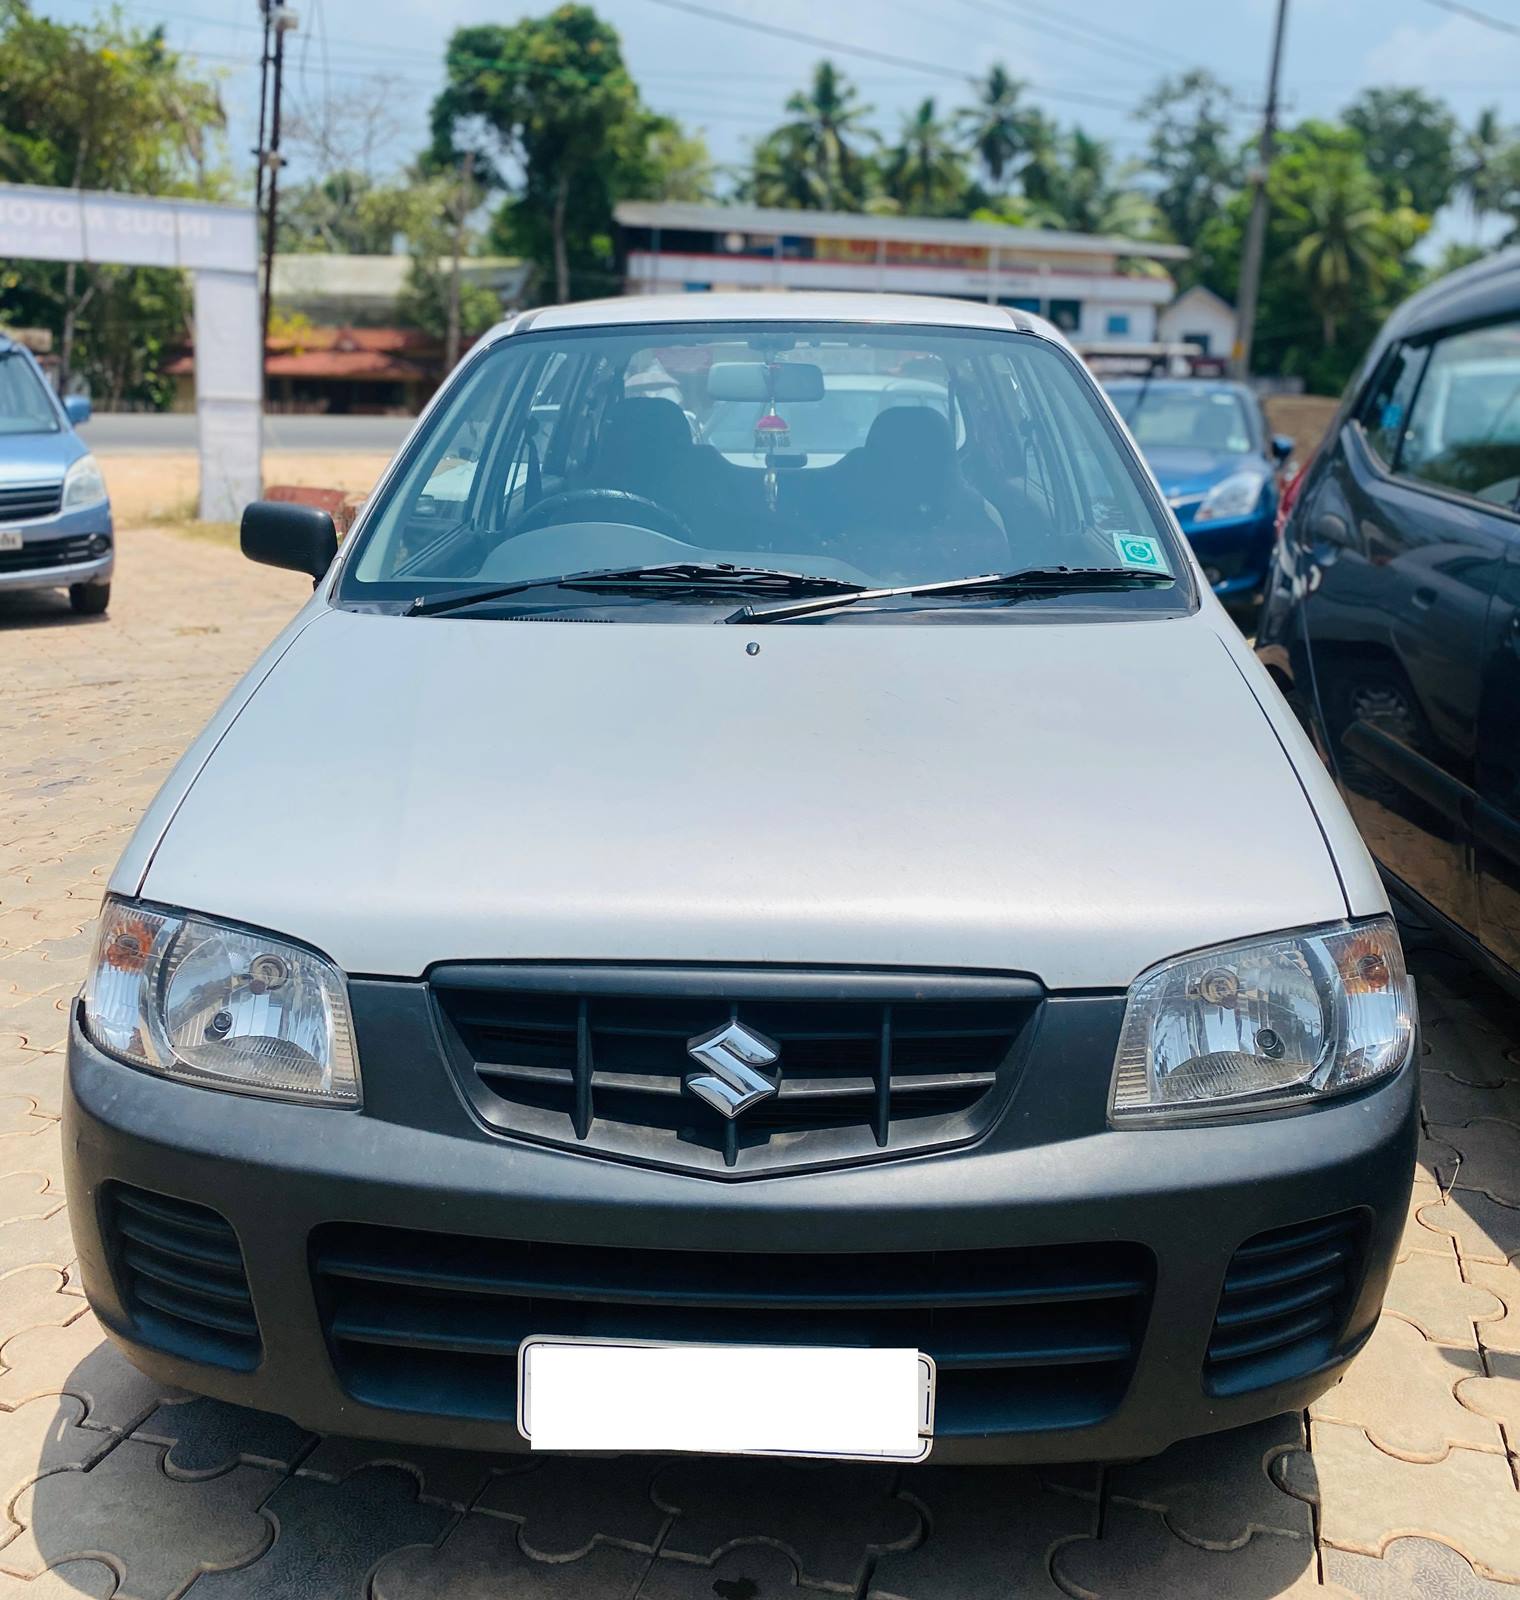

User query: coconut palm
[760,60,875,211]
[957,65,1030,194]
[1041,129,1161,237]
[1460,106,1512,240]
[882,98,969,216]
[1286,149,1403,348]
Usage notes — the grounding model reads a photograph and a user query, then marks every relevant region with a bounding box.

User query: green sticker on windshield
[1111,532,1170,574]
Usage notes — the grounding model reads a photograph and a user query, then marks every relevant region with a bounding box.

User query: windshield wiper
[728,565,1176,625]
[406,562,865,617]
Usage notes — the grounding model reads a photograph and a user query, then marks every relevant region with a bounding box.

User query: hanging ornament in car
[754,408,790,455]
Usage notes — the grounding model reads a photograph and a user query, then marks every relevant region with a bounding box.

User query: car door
[1294,330,1510,937]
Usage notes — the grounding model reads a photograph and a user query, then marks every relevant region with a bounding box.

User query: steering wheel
[510,488,694,542]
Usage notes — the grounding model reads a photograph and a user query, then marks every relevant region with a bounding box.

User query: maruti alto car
[66,295,1417,1465]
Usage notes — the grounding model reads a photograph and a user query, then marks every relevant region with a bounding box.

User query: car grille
[0,534,98,574]
[0,481,64,524]
[430,966,1040,1175]
[102,1183,261,1371]
[311,1222,1153,1438]
[1205,1211,1364,1395]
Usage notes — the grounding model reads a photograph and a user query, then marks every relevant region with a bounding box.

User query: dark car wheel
[69,581,110,616]
[1324,659,1429,805]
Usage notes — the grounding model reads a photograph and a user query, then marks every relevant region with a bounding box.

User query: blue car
[1105,377,1292,616]
[0,335,113,615]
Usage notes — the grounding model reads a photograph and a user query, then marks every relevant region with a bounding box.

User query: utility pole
[252,1,273,220]
[260,4,298,379]
[1232,0,1289,381]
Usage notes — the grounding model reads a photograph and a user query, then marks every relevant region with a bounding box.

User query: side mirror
[241,500,338,581]
[1271,434,1294,465]
[64,395,92,427]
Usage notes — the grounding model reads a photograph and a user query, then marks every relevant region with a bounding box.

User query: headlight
[1194,469,1267,522]
[62,453,108,513]
[81,898,360,1105]
[1111,917,1414,1123]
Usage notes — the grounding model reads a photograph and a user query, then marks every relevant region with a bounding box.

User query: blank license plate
[518,1336,935,1462]
[0,531,22,552]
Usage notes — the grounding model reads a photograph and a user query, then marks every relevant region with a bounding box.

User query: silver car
[66,294,1418,1466]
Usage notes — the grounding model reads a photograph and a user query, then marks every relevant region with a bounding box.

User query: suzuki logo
[684,1020,781,1119]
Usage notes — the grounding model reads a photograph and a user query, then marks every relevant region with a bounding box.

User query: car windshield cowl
[729,564,1177,624]
[405,561,868,617]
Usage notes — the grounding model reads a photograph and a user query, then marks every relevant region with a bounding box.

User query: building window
[1105,313,1131,337]
[1183,330,1212,354]
[1048,299,1081,333]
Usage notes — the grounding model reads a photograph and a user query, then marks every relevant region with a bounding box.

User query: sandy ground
[96,451,394,527]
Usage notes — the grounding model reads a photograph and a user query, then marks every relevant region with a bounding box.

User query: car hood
[0,426,83,484]
[139,607,1347,990]
[1144,446,1260,502]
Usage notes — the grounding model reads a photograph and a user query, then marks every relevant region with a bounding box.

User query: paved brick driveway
[1,528,1518,1598]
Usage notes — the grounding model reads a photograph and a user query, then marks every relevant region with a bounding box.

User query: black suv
[1257,249,1520,987]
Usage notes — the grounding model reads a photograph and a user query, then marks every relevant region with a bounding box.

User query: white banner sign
[0,184,257,272]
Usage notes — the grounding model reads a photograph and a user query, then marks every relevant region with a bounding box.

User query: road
[0,532,1518,1596]
[85,413,414,454]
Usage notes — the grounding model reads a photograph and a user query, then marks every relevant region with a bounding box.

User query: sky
[31,0,1520,245]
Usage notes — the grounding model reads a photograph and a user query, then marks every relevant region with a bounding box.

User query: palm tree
[958,65,1029,194]
[883,98,968,216]
[1460,106,1510,240]
[1287,150,1402,348]
[1040,129,1162,237]
[1017,109,1064,208]
[766,60,875,211]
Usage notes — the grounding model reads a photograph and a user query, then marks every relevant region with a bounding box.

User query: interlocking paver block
[1422,1069,1520,1127]
[1425,1016,1520,1088]
[0,1211,73,1278]
[0,1313,179,1431]
[0,1173,64,1227]
[1310,1315,1502,1460]
[0,1056,67,1120]
[868,1467,1090,1599]
[1274,1420,1520,1581]
[1418,1131,1462,1189]
[1052,1505,1343,1599]
[185,1466,452,1599]
[0,1559,118,1597]
[1454,1351,1520,1450]
[0,1100,48,1138]
[1106,1412,1312,1547]
[2,1439,276,1599]
[0,1266,78,1344]
[1431,1120,1520,1207]
[1381,1247,1506,1347]
[1398,1187,1455,1263]
[1466,1262,1520,1355]
[131,1397,316,1478]
[479,1458,668,1558]
[297,1436,497,1511]
[0,1394,114,1505]
[642,1543,814,1598]
[1417,1193,1520,1266]
[1324,1535,1520,1597]
[654,1460,920,1594]
[374,1513,648,1599]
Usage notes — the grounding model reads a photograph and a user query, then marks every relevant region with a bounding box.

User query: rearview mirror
[707,362,825,403]
[241,500,338,581]
[1271,434,1294,465]
[63,395,92,427]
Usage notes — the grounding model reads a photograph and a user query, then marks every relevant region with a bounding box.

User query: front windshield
[1107,385,1254,454]
[0,352,61,436]
[342,319,1183,614]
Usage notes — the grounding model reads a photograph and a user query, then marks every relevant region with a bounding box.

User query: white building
[614,201,1187,344]
[1156,284,1237,359]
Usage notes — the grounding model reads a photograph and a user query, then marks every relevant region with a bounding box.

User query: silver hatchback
[66,294,1418,1465]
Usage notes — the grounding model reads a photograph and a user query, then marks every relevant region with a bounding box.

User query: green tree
[1343,87,1458,217]
[277,171,419,255]
[431,5,674,303]
[0,0,226,403]
[1040,129,1161,237]
[1138,70,1238,258]
[957,65,1031,195]
[746,61,875,212]
[1459,106,1512,239]
[882,98,969,217]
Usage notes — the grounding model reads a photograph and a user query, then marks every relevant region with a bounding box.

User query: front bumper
[1177,511,1275,602]
[0,502,113,594]
[64,995,1418,1465]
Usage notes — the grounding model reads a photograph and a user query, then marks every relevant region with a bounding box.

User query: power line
[635,0,1144,112]
[1415,0,1520,38]
[942,0,1181,74]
